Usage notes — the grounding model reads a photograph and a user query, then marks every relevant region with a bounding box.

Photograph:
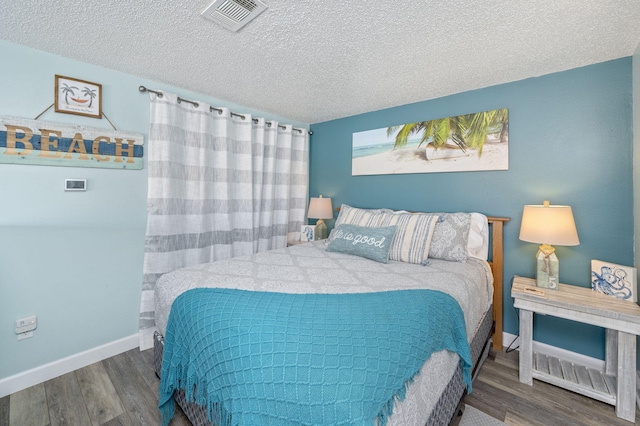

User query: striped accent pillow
[378,212,439,264]
[332,204,388,232]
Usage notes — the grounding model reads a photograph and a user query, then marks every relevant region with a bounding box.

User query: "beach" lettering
[0,116,144,170]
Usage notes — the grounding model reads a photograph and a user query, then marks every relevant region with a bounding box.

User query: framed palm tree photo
[55,75,102,119]
[352,108,508,176]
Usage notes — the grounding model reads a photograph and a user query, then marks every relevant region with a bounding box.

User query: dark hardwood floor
[464,349,640,425]
[1,347,638,425]
[0,348,190,426]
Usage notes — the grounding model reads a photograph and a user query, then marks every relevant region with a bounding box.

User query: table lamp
[519,200,579,289]
[307,195,333,240]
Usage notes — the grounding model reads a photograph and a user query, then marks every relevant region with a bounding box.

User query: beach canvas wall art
[352,108,509,176]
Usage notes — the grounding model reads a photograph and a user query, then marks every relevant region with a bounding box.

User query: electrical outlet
[17,331,34,341]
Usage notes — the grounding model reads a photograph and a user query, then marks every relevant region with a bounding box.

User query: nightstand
[512,275,640,422]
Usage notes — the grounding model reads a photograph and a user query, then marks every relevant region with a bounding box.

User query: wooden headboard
[487,216,510,350]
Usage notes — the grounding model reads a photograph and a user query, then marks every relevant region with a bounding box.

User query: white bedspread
[154,240,493,425]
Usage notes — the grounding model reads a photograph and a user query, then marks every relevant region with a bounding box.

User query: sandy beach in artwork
[352,140,508,175]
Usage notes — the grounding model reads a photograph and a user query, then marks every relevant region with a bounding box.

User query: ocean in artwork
[351,108,509,176]
[352,138,421,158]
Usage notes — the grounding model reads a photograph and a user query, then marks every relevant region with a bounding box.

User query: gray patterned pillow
[428,213,472,262]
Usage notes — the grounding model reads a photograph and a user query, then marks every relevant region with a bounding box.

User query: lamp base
[535,245,559,290]
[314,219,328,240]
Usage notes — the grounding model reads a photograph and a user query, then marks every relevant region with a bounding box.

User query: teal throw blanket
[159,288,471,426]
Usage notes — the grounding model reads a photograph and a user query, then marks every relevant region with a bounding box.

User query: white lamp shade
[307,196,333,219]
[519,203,579,246]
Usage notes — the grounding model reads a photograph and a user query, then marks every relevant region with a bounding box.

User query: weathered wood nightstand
[512,275,640,422]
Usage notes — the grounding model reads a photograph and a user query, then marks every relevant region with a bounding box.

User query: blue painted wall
[309,58,634,360]
[0,39,307,381]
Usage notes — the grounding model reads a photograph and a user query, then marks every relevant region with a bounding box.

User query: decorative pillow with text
[326,224,397,263]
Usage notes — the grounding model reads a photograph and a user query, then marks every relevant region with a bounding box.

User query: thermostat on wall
[65,179,87,191]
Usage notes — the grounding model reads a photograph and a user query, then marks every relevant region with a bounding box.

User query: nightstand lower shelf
[532,352,616,405]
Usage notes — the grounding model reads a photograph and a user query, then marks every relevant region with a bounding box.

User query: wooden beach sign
[0,116,143,169]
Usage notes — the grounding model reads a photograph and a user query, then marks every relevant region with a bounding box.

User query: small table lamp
[519,200,579,289]
[307,195,333,240]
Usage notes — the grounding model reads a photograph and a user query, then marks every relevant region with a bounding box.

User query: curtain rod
[138,86,312,135]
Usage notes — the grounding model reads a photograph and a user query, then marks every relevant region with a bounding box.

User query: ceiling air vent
[201,0,268,32]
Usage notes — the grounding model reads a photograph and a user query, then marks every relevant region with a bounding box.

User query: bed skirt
[153,304,494,426]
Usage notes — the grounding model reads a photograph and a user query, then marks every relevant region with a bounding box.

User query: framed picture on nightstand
[301,225,315,242]
[591,259,637,302]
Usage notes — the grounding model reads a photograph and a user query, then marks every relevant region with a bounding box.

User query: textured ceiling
[1,1,640,124]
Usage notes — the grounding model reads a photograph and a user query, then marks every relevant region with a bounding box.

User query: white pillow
[467,213,489,260]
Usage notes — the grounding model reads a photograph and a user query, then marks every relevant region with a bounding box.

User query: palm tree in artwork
[461,108,509,155]
[82,87,97,108]
[387,108,508,160]
[60,83,79,105]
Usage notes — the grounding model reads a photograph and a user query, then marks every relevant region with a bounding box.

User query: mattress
[154,240,493,425]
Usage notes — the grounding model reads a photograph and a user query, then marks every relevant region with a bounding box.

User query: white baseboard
[502,331,605,371]
[0,334,138,398]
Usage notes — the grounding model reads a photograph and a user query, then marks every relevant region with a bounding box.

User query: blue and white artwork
[301,225,315,242]
[591,259,637,302]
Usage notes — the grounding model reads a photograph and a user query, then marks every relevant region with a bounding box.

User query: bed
[153,207,508,426]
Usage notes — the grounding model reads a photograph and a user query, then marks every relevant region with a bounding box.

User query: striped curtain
[139,91,309,349]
